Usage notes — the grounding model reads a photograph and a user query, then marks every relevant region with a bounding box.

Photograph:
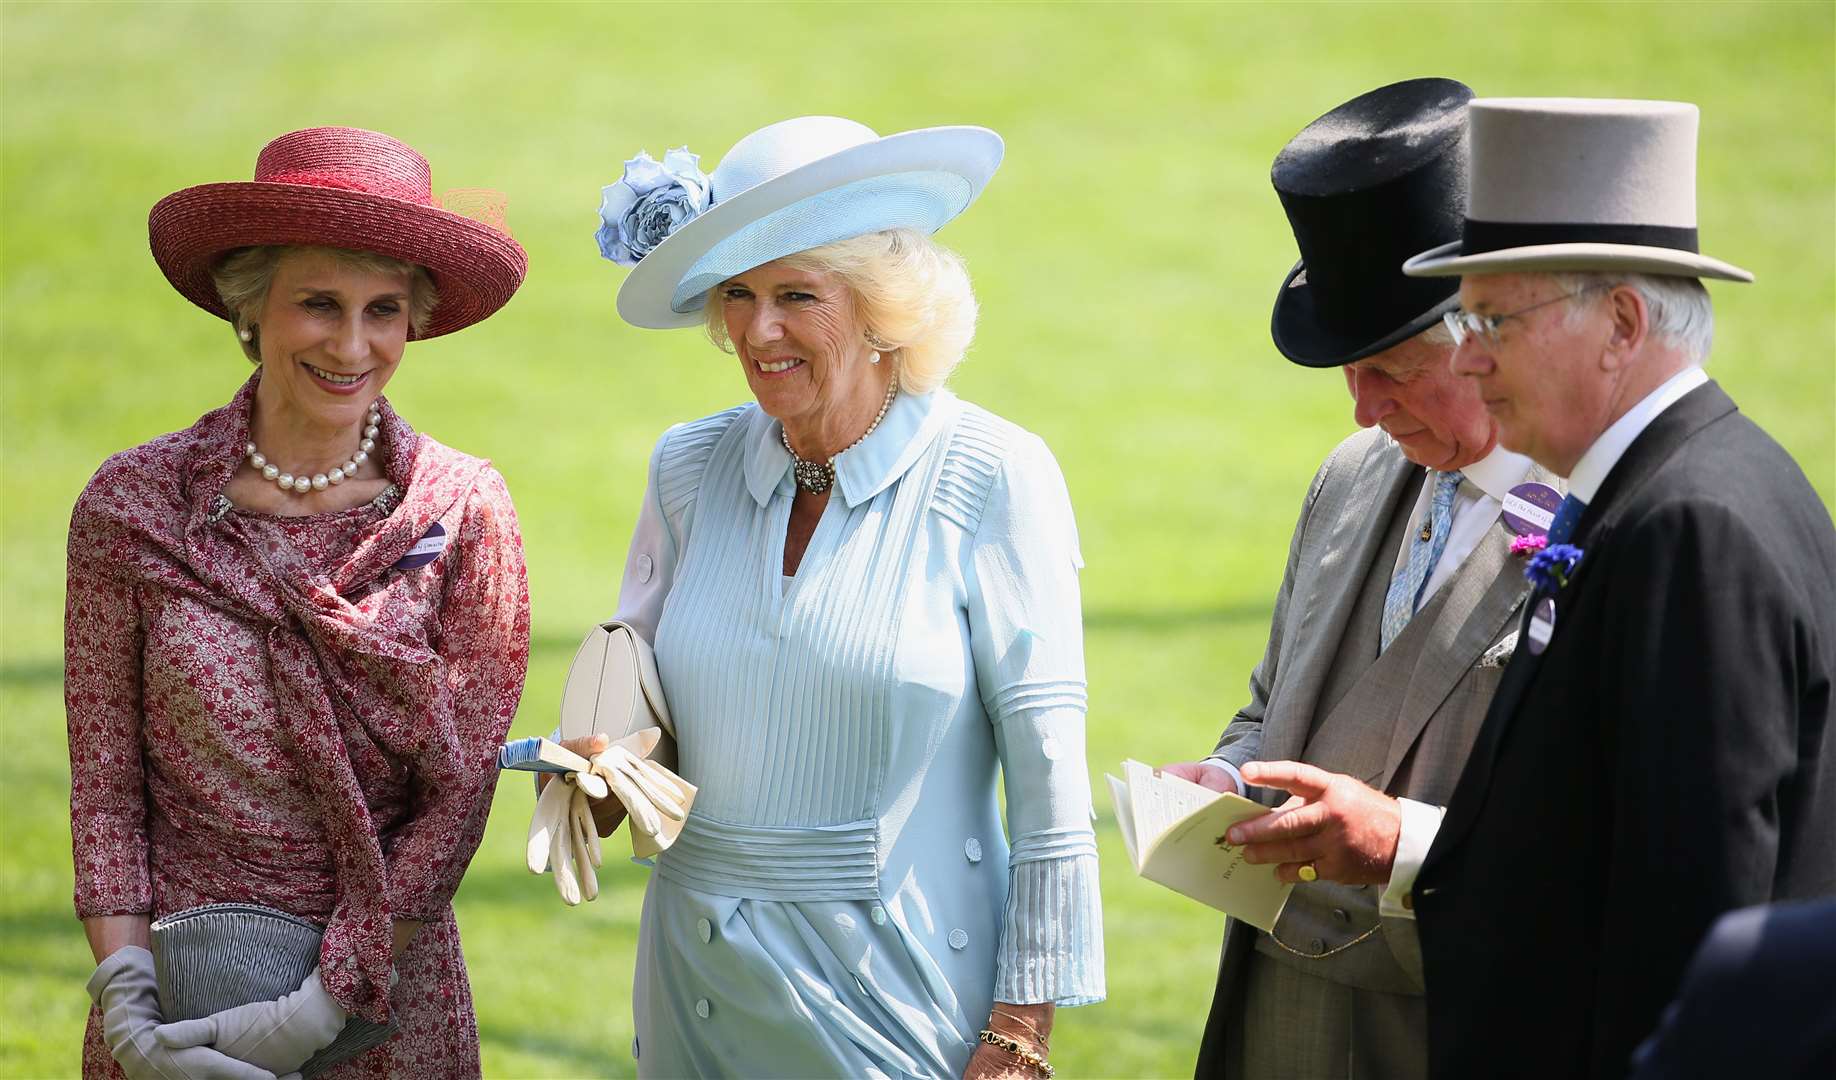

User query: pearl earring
[238,327,253,342]
[869,351,881,365]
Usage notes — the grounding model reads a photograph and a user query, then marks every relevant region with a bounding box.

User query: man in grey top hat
[1163,78,1562,1079]
[1402,98,1836,1079]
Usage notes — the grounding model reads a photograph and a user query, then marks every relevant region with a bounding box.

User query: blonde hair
[211,244,439,362]
[702,228,978,394]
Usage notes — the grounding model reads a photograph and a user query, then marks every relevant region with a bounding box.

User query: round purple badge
[1501,482,1562,538]
[1526,597,1556,655]
[394,521,447,571]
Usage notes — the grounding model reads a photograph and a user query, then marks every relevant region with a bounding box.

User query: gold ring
[1297,863,1318,883]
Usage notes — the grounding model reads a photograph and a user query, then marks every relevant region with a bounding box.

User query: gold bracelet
[978,1029,1054,1078]
[990,1007,1050,1051]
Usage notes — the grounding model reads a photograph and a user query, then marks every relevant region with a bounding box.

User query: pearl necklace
[245,402,381,495]
[781,378,899,495]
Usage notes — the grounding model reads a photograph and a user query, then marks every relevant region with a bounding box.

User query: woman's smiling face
[718,260,880,435]
[254,248,413,432]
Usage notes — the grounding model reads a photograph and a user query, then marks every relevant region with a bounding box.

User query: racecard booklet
[1107,759,1294,932]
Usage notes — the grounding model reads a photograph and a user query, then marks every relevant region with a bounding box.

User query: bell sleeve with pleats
[966,434,1106,1007]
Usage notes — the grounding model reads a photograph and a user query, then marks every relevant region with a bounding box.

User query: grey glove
[87,946,281,1080]
[152,967,345,1076]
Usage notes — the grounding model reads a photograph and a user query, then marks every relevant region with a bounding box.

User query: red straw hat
[149,127,528,339]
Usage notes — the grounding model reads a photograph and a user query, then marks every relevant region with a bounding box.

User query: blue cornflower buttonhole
[393,521,447,571]
[1500,482,1561,539]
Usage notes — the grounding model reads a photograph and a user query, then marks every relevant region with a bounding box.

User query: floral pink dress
[67,377,529,1078]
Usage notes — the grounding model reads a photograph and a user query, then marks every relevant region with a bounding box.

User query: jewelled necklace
[245,402,381,495]
[781,379,898,495]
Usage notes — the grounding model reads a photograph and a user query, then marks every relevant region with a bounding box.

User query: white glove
[590,744,689,839]
[152,967,345,1076]
[528,774,585,905]
[87,946,282,1080]
[526,738,691,906]
[570,784,602,902]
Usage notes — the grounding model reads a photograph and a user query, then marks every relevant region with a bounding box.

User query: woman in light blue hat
[577,116,1104,1078]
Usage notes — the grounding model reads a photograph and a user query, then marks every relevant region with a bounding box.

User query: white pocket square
[1478,632,1518,669]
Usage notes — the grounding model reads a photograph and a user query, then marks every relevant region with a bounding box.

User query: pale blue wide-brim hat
[615,116,1004,329]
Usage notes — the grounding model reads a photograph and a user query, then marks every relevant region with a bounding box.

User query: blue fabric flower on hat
[1525,543,1584,592]
[596,147,710,266]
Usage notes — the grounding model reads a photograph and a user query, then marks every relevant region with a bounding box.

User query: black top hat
[1270,78,1473,367]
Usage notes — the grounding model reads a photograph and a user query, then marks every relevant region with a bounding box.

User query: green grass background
[3,2,1831,1076]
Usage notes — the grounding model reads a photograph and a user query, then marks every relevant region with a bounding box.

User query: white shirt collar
[1457,443,1536,503]
[1567,366,1708,503]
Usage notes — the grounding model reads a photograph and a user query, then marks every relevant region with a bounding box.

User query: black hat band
[1461,219,1700,256]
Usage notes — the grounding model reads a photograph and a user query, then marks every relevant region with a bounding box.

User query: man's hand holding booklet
[1106,759,1294,932]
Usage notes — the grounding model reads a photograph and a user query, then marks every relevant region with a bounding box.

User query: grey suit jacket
[1197,427,1558,1068]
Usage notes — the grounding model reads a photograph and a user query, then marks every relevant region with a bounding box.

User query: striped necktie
[1380,470,1464,653]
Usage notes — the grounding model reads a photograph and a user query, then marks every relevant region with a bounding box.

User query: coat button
[1332,908,1350,923]
[964,838,982,863]
[870,906,887,926]
[697,917,712,943]
[1402,892,1415,912]
[1310,938,1326,955]
[695,998,711,1019]
[637,554,655,583]
[948,928,969,951]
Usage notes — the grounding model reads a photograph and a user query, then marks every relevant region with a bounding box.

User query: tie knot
[1432,470,1464,507]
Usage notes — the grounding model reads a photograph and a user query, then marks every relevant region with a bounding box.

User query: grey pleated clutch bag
[148,903,397,1078]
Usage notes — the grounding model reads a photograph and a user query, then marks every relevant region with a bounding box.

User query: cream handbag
[559,620,697,859]
[521,621,697,905]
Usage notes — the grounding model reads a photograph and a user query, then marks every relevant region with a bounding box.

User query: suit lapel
[1377,523,1521,788]
[1264,436,1418,765]
[1376,462,1561,788]
[1429,381,1738,862]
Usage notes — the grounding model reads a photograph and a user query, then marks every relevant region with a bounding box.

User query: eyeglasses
[1442,284,1609,347]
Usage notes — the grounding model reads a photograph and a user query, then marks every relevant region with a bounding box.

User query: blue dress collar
[743,388,959,508]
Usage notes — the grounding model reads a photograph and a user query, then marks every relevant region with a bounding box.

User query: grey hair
[1554,271,1714,365]
[211,245,439,363]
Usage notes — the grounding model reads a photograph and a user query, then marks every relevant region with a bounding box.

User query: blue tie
[1547,494,1588,545]
[1380,470,1464,653]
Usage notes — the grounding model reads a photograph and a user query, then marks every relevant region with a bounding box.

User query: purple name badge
[1527,597,1556,655]
[394,522,447,571]
[1500,482,1562,539]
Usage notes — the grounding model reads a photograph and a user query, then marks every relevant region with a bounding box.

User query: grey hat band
[1464,219,1700,256]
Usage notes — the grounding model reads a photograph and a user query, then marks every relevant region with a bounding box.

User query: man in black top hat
[1161,78,1562,1078]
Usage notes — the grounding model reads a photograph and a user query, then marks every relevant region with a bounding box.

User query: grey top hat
[1404,98,1752,282]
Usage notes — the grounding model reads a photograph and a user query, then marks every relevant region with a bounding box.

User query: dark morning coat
[1415,380,1836,1079]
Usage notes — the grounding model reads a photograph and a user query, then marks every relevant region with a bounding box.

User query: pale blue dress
[611,388,1104,1078]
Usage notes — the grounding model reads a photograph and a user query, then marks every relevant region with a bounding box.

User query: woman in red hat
[67,127,530,1080]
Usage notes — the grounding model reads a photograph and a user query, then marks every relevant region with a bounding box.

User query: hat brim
[616,126,1003,330]
[1270,260,1461,367]
[149,183,529,339]
[1403,239,1753,282]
